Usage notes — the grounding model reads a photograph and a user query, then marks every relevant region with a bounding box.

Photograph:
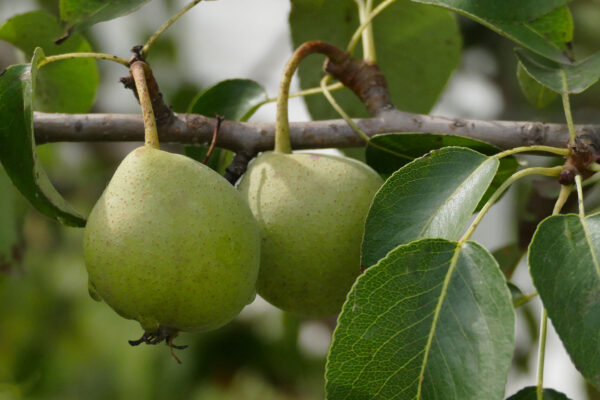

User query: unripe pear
[84,146,260,334]
[238,151,383,317]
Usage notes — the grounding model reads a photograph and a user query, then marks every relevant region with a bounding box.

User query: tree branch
[33,109,600,152]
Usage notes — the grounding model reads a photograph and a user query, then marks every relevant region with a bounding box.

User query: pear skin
[84,146,260,333]
[238,152,383,317]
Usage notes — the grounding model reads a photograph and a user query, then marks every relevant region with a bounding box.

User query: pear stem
[275,41,347,154]
[130,61,160,149]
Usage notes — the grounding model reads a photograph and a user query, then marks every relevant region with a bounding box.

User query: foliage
[1,0,600,399]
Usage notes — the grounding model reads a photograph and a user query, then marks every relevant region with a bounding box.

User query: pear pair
[83,54,383,340]
[84,144,382,338]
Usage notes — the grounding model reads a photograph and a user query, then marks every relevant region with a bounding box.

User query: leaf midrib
[415,156,497,240]
[415,242,462,399]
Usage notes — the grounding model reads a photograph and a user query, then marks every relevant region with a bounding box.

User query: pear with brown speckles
[84,146,260,334]
[238,151,383,317]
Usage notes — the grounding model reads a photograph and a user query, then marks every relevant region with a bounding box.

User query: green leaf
[365,133,518,212]
[185,79,267,174]
[0,166,19,273]
[410,0,570,22]
[507,386,573,400]
[326,239,515,400]
[517,62,559,108]
[529,213,600,388]
[0,10,98,113]
[508,282,537,308]
[0,50,85,227]
[412,2,573,62]
[187,79,268,122]
[517,48,600,94]
[362,147,498,267]
[289,0,461,119]
[526,6,573,50]
[492,242,523,279]
[365,133,516,176]
[59,0,151,33]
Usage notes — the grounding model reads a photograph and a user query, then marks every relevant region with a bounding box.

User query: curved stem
[275,41,345,153]
[584,172,600,187]
[514,292,539,308]
[553,184,573,215]
[275,53,300,153]
[320,75,371,143]
[37,52,129,68]
[141,0,202,57]
[588,163,600,173]
[263,82,344,105]
[347,0,396,54]
[561,70,577,143]
[130,61,160,149]
[459,166,563,244]
[494,145,569,159]
[357,0,377,62]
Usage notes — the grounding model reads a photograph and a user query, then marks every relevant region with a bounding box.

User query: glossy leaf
[507,386,573,400]
[362,147,498,267]
[185,79,267,174]
[517,48,600,94]
[412,2,573,62]
[492,242,523,279]
[367,133,494,176]
[289,0,461,119]
[529,214,600,388]
[410,0,570,22]
[0,10,98,113]
[327,239,515,400]
[0,50,85,227]
[187,79,267,122]
[517,62,559,108]
[366,133,518,211]
[59,0,151,33]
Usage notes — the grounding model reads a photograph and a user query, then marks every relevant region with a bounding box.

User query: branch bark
[33,109,600,152]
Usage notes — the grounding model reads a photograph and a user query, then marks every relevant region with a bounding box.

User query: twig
[203,115,224,164]
[33,110,597,152]
[223,151,255,185]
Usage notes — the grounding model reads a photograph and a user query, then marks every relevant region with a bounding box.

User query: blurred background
[1,0,600,399]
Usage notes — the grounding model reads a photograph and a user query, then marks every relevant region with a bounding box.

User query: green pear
[84,146,260,334]
[238,151,383,317]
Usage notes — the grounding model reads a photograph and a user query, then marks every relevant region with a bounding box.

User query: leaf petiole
[37,52,129,68]
[494,145,569,159]
[460,166,563,244]
[347,0,396,55]
[561,70,577,143]
[320,74,371,143]
[141,0,202,57]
